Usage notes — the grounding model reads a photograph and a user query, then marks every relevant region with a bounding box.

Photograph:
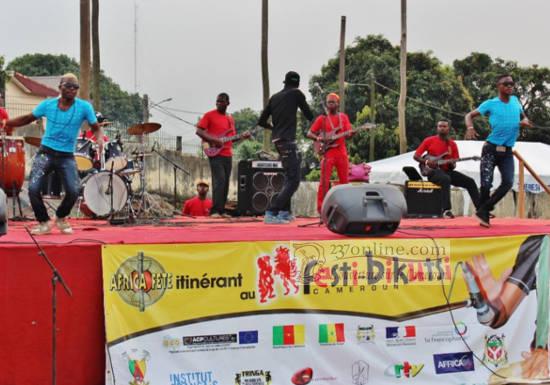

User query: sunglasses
[500,81,515,87]
[62,83,80,90]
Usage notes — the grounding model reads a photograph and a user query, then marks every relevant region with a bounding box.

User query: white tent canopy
[367,141,550,193]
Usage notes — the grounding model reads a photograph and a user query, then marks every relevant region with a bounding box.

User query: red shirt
[182,196,212,216]
[198,109,236,157]
[415,135,459,171]
[84,130,109,143]
[0,108,10,134]
[310,112,352,156]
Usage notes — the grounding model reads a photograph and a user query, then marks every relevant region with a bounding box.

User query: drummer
[5,73,104,235]
[82,111,110,170]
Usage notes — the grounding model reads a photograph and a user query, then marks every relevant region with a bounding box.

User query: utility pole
[261,0,271,151]
[92,0,101,110]
[338,16,346,112]
[398,0,408,153]
[369,73,376,162]
[80,0,91,100]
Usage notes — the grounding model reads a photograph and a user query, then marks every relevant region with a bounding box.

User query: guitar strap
[323,113,342,135]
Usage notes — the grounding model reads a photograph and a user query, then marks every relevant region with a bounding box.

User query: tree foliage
[6,53,144,126]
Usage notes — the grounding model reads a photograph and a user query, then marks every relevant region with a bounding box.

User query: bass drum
[0,136,25,196]
[80,171,129,218]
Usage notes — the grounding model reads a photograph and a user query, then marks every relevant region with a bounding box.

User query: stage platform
[1,216,550,385]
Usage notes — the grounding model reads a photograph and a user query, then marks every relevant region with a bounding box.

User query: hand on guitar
[241,130,252,140]
[209,138,224,147]
[425,159,438,169]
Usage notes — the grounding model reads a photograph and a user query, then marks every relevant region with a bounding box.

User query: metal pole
[369,74,376,162]
[398,0,408,153]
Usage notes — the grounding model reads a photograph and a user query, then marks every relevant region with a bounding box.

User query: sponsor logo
[357,325,375,343]
[384,362,424,378]
[256,247,300,303]
[483,334,508,368]
[273,325,305,347]
[183,333,237,346]
[424,322,469,344]
[319,323,345,345]
[110,253,172,311]
[170,371,219,385]
[162,336,182,352]
[235,370,272,385]
[291,368,313,385]
[385,326,416,346]
[433,352,475,374]
[352,361,369,385]
[122,349,150,385]
[239,330,259,345]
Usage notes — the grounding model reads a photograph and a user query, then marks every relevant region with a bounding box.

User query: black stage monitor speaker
[321,184,407,236]
[0,188,7,236]
[237,160,286,215]
[405,181,443,218]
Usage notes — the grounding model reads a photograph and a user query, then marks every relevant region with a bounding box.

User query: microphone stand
[24,226,72,385]
[151,145,190,209]
[107,161,115,220]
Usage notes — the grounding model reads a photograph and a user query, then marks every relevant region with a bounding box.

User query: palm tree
[80,0,91,101]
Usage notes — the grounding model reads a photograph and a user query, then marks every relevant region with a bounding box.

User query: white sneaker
[30,221,52,235]
[55,217,73,234]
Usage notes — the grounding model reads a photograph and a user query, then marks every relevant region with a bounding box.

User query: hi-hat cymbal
[24,136,42,147]
[127,122,161,136]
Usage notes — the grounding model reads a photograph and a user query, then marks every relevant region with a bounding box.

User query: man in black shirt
[258,71,314,224]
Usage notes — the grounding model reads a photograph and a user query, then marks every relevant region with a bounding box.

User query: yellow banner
[102,235,533,344]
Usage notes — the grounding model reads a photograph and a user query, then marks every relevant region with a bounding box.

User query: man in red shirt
[307,93,352,213]
[196,93,249,218]
[182,181,213,217]
[414,120,479,218]
[0,95,9,133]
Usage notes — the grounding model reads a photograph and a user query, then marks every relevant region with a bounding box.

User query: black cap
[283,71,300,86]
[95,112,107,123]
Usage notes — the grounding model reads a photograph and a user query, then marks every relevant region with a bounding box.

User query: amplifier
[237,160,286,215]
[405,181,443,218]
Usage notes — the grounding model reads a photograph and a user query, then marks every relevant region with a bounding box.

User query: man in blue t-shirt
[6,73,104,235]
[465,74,533,227]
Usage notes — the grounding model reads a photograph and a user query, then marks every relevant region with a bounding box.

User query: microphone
[461,263,495,325]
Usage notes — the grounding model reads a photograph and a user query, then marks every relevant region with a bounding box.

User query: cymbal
[127,122,161,136]
[131,152,154,157]
[24,136,42,147]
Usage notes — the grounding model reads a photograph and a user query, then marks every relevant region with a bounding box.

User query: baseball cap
[283,71,300,85]
[197,180,209,187]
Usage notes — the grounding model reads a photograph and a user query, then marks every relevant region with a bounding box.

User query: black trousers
[428,169,480,211]
[208,156,232,215]
[479,142,514,213]
[269,141,301,213]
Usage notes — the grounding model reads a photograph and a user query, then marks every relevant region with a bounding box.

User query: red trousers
[318,153,349,212]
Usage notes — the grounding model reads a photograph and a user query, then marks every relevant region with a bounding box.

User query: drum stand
[10,182,25,220]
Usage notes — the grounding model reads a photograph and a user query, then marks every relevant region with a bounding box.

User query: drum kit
[0,122,161,221]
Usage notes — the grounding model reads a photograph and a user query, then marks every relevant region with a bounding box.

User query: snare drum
[104,142,127,171]
[80,171,129,217]
[74,138,97,172]
[0,136,25,196]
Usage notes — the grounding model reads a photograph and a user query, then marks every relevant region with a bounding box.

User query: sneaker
[264,210,289,224]
[221,213,232,219]
[210,213,222,218]
[278,211,295,222]
[30,221,52,235]
[55,217,73,234]
[489,213,496,219]
[475,210,490,228]
[442,210,455,219]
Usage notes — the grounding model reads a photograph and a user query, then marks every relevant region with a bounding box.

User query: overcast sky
[2,0,549,140]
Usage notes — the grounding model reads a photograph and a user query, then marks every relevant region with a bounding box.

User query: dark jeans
[209,156,232,215]
[428,169,480,211]
[28,146,80,222]
[269,141,301,213]
[479,142,514,213]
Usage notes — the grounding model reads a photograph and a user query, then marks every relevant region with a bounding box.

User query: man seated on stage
[413,120,479,218]
[6,73,103,235]
[182,180,213,217]
[307,93,352,213]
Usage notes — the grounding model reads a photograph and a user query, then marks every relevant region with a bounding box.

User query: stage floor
[3,215,550,245]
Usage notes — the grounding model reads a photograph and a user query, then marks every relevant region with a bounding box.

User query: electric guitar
[202,126,261,157]
[419,153,481,176]
[313,123,375,156]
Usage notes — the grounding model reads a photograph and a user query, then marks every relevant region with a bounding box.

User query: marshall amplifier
[237,160,286,215]
[405,181,443,218]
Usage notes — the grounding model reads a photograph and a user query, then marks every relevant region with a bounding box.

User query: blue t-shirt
[477,95,523,147]
[32,97,97,153]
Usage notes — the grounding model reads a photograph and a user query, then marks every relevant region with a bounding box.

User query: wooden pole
[398,0,407,153]
[338,16,347,113]
[513,150,550,195]
[518,159,525,218]
[80,0,91,100]
[91,0,101,110]
[261,0,271,151]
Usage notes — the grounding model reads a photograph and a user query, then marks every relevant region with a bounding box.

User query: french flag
[386,326,416,339]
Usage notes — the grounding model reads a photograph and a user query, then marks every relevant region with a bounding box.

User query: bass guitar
[313,123,375,156]
[419,153,481,176]
[202,126,261,157]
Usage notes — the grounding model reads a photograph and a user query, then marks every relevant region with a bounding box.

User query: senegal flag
[319,323,345,344]
[273,325,305,346]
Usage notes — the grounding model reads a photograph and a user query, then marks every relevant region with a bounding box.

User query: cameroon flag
[319,323,345,344]
[273,325,305,346]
